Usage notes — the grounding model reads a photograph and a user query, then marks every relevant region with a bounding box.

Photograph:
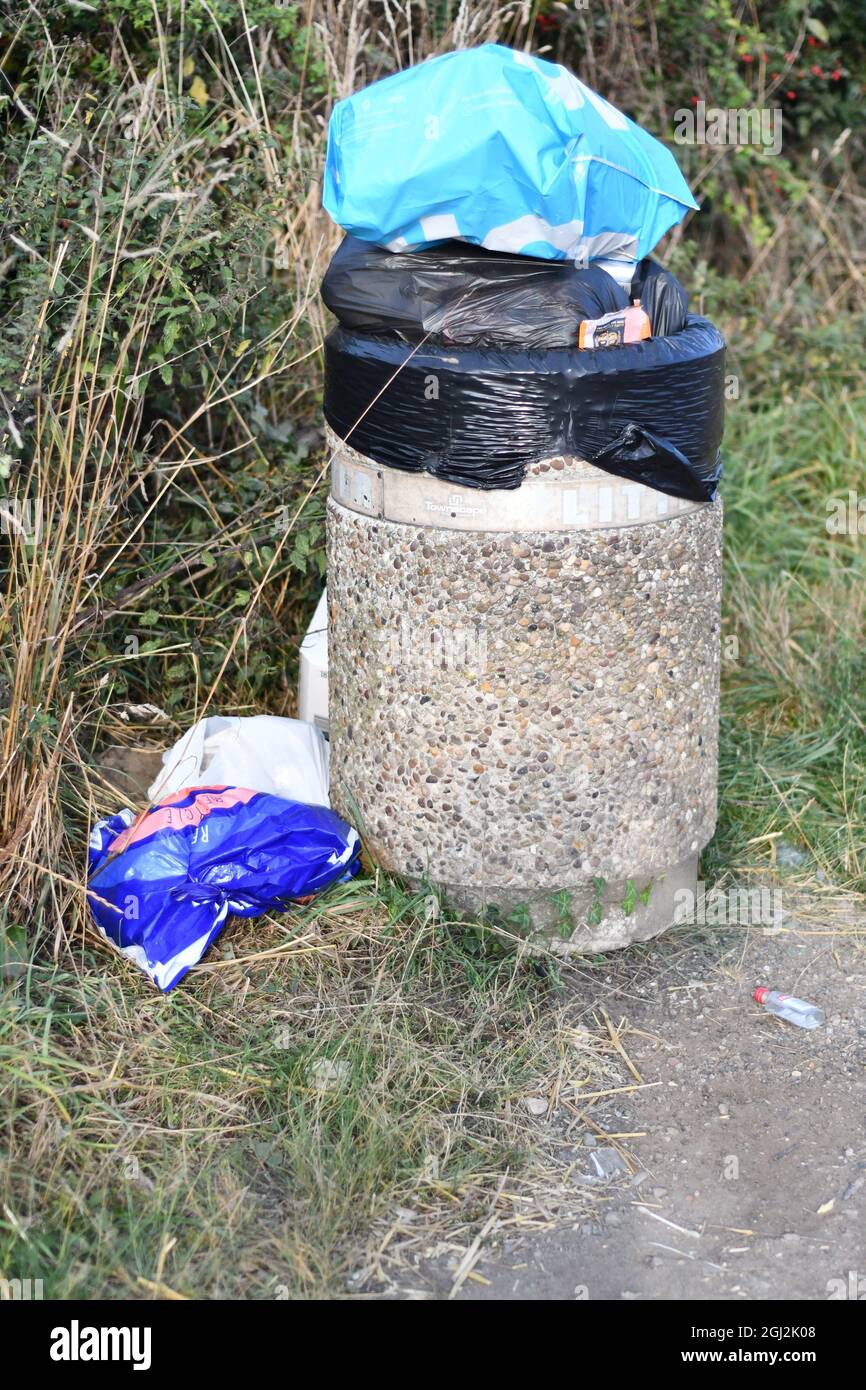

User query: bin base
[421,854,698,955]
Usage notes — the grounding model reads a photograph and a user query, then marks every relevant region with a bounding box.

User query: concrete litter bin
[318,45,727,953]
[326,433,722,953]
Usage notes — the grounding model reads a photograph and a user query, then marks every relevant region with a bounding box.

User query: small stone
[590,1147,629,1181]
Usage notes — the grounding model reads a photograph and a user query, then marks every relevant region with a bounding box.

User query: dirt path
[457,915,866,1301]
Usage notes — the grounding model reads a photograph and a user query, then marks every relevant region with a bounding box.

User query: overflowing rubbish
[148,714,330,805]
[321,48,724,960]
[322,237,691,349]
[321,46,721,500]
[324,319,725,498]
[578,300,651,349]
[87,716,358,991]
[88,787,360,991]
[754,987,825,1031]
[322,236,631,349]
[324,43,697,265]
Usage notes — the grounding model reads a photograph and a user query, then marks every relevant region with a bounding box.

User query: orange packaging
[578,299,651,349]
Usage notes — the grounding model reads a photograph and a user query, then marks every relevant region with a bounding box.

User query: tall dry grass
[0,0,549,945]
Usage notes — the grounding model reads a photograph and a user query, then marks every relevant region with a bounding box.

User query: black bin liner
[321,236,689,348]
[322,235,629,348]
[324,315,726,501]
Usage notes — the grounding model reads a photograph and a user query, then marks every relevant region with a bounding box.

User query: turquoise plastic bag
[324,44,698,265]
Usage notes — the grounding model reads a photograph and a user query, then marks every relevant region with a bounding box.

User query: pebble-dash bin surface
[327,453,723,951]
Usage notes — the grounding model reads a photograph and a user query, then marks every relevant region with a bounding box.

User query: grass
[712,377,866,889]
[6,367,864,1305]
[2,881,628,1299]
[1,0,865,1300]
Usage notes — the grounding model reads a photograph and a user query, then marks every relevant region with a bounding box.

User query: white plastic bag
[147,715,330,807]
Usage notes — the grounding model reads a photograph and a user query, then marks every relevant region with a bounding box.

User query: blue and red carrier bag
[87,785,361,991]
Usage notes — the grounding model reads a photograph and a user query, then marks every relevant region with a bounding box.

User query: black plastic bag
[321,236,690,348]
[591,424,715,498]
[324,315,726,500]
[633,259,689,338]
[321,235,630,349]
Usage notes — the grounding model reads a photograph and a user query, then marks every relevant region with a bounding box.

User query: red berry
[786,90,796,100]
[811,64,823,76]
[742,53,753,63]
[832,69,842,80]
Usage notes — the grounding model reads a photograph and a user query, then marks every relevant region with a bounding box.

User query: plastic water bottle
[754,987,824,1030]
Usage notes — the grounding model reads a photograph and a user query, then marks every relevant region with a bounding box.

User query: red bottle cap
[753,986,769,1005]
